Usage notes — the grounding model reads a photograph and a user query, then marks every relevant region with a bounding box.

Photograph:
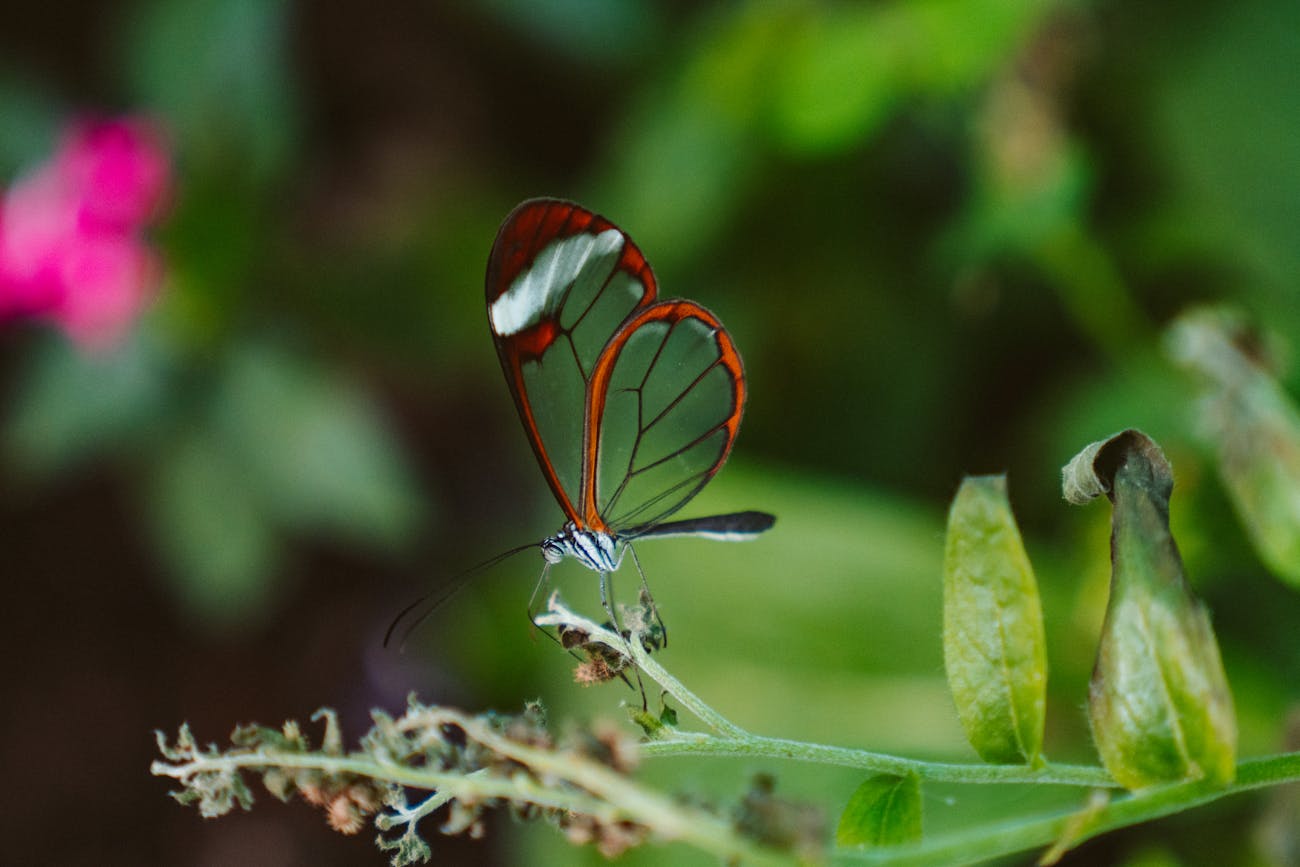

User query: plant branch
[538,596,1113,787]
[394,706,783,863]
[153,705,791,866]
[536,595,746,738]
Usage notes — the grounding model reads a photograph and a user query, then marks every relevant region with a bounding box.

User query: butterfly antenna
[384,540,540,650]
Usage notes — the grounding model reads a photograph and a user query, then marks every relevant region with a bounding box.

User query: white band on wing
[489,229,623,336]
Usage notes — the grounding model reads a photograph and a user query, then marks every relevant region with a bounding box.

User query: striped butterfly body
[486,199,774,630]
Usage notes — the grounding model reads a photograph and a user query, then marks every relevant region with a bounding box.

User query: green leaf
[596,95,756,273]
[1166,308,1300,588]
[122,0,298,179]
[835,772,922,848]
[146,427,281,630]
[474,0,662,66]
[592,4,784,271]
[769,6,905,155]
[213,341,426,548]
[4,331,169,478]
[0,73,61,174]
[1064,429,1237,790]
[904,0,1043,93]
[943,475,1047,765]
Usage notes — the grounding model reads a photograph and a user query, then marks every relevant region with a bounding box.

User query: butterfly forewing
[583,302,745,533]
[486,199,658,522]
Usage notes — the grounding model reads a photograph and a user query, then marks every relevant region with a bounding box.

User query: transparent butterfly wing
[581,301,746,533]
[485,199,657,522]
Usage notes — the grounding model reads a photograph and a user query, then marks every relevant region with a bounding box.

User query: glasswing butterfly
[387,199,773,649]
[486,198,774,634]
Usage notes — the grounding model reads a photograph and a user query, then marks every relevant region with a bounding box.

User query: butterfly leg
[626,545,667,650]
[600,569,651,709]
[598,568,622,635]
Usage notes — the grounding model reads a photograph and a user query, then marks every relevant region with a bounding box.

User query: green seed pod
[1167,308,1300,589]
[943,475,1047,765]
[1064,430,1237,790]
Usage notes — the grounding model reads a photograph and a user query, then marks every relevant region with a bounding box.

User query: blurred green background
[2,0,1298,864]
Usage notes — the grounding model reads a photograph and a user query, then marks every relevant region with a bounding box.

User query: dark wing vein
[642,355,723,434]
[594,308,743,532]
[609,468,712,528]
[567,257,625,346]
[603,389,735,524]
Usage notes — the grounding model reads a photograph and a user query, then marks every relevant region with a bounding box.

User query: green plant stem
[540,597,1300,863]
[538,596,1300,862]
[536,598,745,737]
[640,734,1113,787]
[831,751,1300,865]
[540,598,1112,786]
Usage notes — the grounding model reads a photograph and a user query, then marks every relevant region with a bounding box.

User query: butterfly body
[541,523,623,572]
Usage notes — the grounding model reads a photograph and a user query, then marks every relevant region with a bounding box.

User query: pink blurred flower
[0,116,171,350]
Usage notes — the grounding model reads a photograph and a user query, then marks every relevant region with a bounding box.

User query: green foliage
[5,332,169,476]
[0,74,60,173]
[768,5,905,155]
[146,422,282,621]
[474,0,662,65]
[5,0,1300,862]
[5,333,424,627]
[154,592,1300,865]
[1168,309,1300,588]
[835,773,922,848]
[123,0,298,178]
[943,475,1047,765]
[208,341,424,546]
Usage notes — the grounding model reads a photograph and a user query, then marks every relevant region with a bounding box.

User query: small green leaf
[835,773,921,848]
[943,475,1047,765]
[629,708,663,738]
[1064,429,1237,790]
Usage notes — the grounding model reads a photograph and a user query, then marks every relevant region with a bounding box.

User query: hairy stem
[640,735,1115,787]
[153,709,790,866]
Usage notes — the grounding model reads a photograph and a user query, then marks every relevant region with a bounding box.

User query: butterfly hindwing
[582,301,746,533]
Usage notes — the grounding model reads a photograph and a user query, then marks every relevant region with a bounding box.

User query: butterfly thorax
[541,522,621,573]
